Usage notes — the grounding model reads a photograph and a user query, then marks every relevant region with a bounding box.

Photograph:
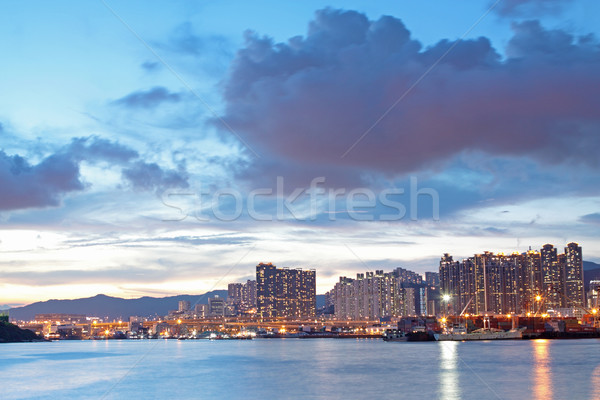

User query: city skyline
[2,1,600,306]
[4,241,595,312]
[440,242,586,316]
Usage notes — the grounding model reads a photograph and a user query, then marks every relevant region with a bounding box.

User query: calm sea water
[1,338,599,399]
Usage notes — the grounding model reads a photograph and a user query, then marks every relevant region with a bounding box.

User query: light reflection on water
[0,339,599,400]
[439,341,461,400]
[532,339,552,400]
[591,365,600,400]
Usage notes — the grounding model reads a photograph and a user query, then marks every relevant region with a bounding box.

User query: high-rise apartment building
[564,242,584,308]
[541,244,564,310]
[404,287,417,316]
[228,280,257,312]
[439,254,461,313]
[256,263,316,319]
[425,272,440,287]
[330,268,427,320]
[208,295,225,316]
[517,249,543,313]
[439,243,585,315]
[588,280,600,310]
[178,300,191,313]
[242,280,257,308]
[228,283,243,305]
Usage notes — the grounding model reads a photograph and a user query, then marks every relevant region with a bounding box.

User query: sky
[1,0,599,307]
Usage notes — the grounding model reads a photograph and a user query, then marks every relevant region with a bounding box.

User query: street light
[442,294,451,314]
[535,295,542,315]
[441,294,451,331]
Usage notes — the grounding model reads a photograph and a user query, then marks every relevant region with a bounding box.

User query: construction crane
[459,297,474,317]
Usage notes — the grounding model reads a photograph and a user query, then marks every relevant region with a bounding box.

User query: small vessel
[434,317,524,341]
[406,328,435,342]
[434,327,524,341]
[382,329,408,342]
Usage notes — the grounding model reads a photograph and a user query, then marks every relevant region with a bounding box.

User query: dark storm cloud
[492,0,574,17]
[112,86,182,109]
[122,161,189,191]
[0,137,189,211]
[221,9,600,187]
[0,150,83,211]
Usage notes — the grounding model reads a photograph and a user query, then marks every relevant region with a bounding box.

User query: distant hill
[9,291,227,322]
[584,261,600,292]
[584,261,600,271]
[9,291,326,321]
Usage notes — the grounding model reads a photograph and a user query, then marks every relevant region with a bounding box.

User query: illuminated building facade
[178,300,190,312]
[256,263,316,319]
[588,280,600,310]
[425,271,440,287]
[541,244,564,310]
[208,295,225,316]
[439,242,585,315]
[331,268,426,320]
[228,280,257,312]
[439,254,460,314]
[518,249,543,313]
[564,242,584,308]
[228,283,243,305]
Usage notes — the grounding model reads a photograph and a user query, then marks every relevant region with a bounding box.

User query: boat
[434,326,525,341]
[382,329,408,342]
[434,316,525,341]
[406,330,435,342]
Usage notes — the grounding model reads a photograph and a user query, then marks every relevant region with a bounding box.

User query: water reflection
[591,365,600,400]
[439,341,461,400]
[532,339,552,400]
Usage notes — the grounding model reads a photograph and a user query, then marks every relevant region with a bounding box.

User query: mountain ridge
[8,291,228,321]
[7,262,598,321]
[8,292,327,321]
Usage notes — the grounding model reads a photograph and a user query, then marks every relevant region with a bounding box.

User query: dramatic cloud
[0,137,189,211]
[221,9,600,189]
[492,0,574,16]
[122,161,189,192]
[112,86,182,109]
[0,150,83,211]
